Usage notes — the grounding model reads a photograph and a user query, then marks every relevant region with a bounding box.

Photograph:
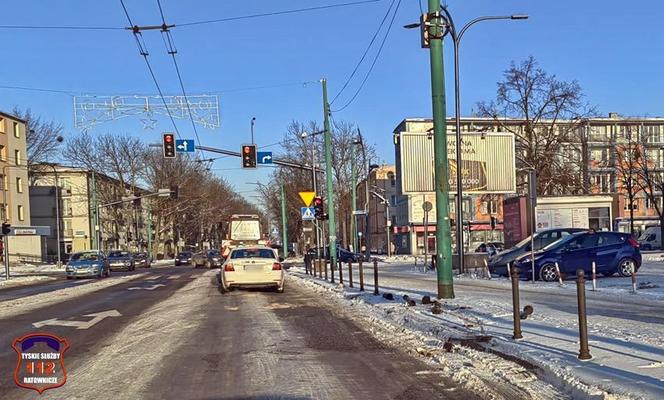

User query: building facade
[31,165,151,258]
[355,165,399,254]
[0,111,30,226]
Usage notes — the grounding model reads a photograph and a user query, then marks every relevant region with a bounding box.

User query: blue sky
[1,0,663,202]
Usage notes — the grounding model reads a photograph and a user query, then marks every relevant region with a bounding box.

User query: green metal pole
[280,182,288,259]
[428,0,454,298]
[351,143,358,253]
[147,210,153,259]
[322,79,338,270]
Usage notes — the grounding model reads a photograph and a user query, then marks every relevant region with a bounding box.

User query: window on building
[482,200,499,215]
[13,121,19,138]
[17,205,24,221]
[387,172,396,187]
[390,195,397,206]
[0,205,5,221]
[16,177,22,193]
[0,117,4,133]
[0,145,5,161]
[644,125,662,143]
[58,177,71,190]
[14,150,21,165]
[0,174,4,191]
[646,197,662,210]
[62,198,72,216]
[591,174,611,193]
[591,148,609,164]
[624,199,640,211]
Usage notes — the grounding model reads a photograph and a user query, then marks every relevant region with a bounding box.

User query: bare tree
[615,126,642,236]
[12,108,64,181]
[477,56,596,195]
[637,126,664,247]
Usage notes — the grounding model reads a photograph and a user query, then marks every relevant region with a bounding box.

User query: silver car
[66,251,110,279]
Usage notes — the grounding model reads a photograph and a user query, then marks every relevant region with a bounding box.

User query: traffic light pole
[321,79,338,272]
[428,0,454,298]
[280,182,288,259]
[351,144,358,252]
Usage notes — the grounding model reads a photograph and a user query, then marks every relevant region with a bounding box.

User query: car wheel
[618,258,636,277]
[538,263,558,282]
[97,270,103,279]
[66,276,72,280]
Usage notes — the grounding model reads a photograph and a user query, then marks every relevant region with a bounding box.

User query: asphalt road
[0,265,478,400]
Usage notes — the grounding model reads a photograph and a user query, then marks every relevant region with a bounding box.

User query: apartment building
[0,111,30,226]
[30,164,151,258]
[355,165,399,254]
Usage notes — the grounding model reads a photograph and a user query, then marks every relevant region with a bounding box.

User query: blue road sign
[301,207,315,221]
[175,139,195,153]
[257,151,273,165]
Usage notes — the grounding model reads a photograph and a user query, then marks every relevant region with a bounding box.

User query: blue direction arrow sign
[301,207,315,221]
[257,151,273,165]
[175,139,195,153]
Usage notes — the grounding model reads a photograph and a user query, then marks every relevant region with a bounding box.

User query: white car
[220,246,284,293]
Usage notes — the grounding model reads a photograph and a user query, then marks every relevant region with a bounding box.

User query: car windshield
[108,251,130,257]
[230,248,275,259]
[541,234,577,251]
[515,233,538,248]
[178,252,191,257]
[70,252,99,261]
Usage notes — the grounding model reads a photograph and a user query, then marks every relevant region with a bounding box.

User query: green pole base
[437,283,455,299]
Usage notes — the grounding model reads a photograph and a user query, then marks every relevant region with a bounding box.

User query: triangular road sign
[299,191,316,207]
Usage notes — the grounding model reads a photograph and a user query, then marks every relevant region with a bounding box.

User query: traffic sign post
[257,151,273,165]
[301,207,315,221]
[176,139,195,153]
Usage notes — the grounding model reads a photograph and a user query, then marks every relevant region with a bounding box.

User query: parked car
[107,250,135,271]
[473,242,504,257]
[192,249,222,269]
[513,231,641,281]
[175,251,193,266]
[65,251,110,279]
[220,246,284,292]
[133,252,152,268]
[488,228,587,276]
[638,226,662,250]
[307,246,362,263]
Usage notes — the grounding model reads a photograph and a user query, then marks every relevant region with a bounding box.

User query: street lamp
[353,135,374,260]
[301,130,325,258]
[407,8,527,274]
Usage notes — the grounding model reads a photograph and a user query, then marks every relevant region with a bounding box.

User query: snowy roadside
[288,266,663,399]
[287,270,574,400]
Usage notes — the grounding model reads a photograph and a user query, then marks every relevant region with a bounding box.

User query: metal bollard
[507,261,512,279]
[631,265,637,294]
[348,261,353,288]
[373,259,379,295]
[591,261,597,291]
[359,259,365,291]
[324,257,329,281]
[510,265,523,339]
[483,259,491,279]
[330,258,335,283]
[576,269,592,360]
[555,262,564,287]
[338,257,343,285]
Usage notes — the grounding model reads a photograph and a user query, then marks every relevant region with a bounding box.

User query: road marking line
[127,284,165,291]
[33,309,122,330]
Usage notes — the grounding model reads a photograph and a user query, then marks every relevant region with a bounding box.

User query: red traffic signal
[313,196,324,219]
[241,144,257,168]
[163,133,176,158]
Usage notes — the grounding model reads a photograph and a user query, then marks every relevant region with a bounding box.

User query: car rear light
[628,238,640,248]
[224,264,235,271]
[272,263,282,270]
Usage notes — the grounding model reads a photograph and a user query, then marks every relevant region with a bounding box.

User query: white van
[638,226,661,250]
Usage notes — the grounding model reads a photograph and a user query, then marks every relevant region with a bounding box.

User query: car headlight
[91,263,100,268]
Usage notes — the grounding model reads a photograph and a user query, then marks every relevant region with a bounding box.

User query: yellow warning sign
[298,191,316,207]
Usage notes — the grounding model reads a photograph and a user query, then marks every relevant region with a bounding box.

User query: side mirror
[278,257,284,262]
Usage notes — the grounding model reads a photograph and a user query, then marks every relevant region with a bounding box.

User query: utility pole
[147,210,153,259]
[428,0,454,298]
[321,79,338,270]
[91,171,99,250]
[280,182,288,259]
[351,143,358,252]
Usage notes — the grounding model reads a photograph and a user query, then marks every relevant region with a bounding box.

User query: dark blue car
[513,231,641,281]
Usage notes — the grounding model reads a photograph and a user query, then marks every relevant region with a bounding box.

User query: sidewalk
[289,265,664,400]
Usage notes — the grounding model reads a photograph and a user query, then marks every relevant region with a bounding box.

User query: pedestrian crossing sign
[301,207,315,221]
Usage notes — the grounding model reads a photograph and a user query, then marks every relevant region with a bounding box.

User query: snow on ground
[287,272,570,400]
[288,261,664,399]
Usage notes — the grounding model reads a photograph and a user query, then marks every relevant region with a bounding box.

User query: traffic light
[163,133,176,158]
[241,144,257,168]
[1,222,10,235]
[313,196,324,219]
[170,185,179,200]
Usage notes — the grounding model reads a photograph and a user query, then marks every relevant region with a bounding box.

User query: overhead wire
[331,0,402,113]
[330,0,397,105]
[119,0,182,139]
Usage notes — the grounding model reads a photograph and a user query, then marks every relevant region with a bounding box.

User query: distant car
[307,246,361,263]
[192,250,222,269]
[638,226,662,250]
[220,246,284,292]
[488,228,587,276]
[175,251,193,266]
[133,252,152,268]
[66,251,110,279]
[513,231,641,281]
[474,242,504,257]
[107,250,135,271]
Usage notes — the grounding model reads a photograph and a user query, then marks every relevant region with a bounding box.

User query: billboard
[397,132,516,194]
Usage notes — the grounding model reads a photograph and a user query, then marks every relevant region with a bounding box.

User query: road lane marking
[33,309,122,330]
[127,284,165,291]
[167,275,181,280]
